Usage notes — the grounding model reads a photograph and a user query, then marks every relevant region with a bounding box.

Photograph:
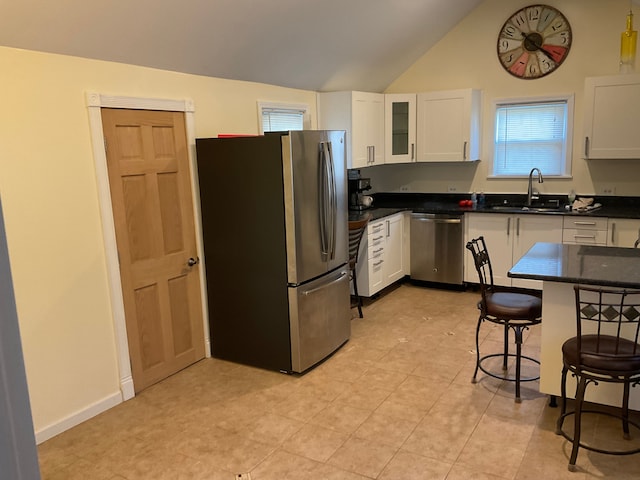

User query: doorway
[87,94,207,396]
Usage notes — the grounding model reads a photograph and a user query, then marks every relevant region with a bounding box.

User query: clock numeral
[538,7,558,31]
[527,6,540,21]
[499,37,523,53]
[536,51,557,73]
[502,25,518,39]
[512,12,526,27]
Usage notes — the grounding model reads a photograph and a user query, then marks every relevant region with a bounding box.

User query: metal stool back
[556,285,640,471]
[348,218,369,318]
[466,236,543,402]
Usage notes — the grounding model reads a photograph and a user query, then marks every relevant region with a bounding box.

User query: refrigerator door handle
[301,270,348,295]
[326,141,337,260]
[318,142,331,260]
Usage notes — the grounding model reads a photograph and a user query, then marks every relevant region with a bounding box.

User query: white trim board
[35,392,122,444]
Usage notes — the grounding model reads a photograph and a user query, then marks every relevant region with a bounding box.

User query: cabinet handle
[463,141,467,160]
[573,221,596,226]
[386,220,390,237]
[372,235,384,241]
[507,217,511,236]
[611,222,616,244]
[574,234,596,239]
[584,137,590,158]
[516,218,520,236]
[373,248,384,255]
[411,143,415,161]
[373,260,384,267]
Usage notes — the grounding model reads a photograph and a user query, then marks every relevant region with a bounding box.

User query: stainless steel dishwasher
[410,213,464,285]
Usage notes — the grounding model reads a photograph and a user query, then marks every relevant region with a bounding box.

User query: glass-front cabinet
[385,94,416,164]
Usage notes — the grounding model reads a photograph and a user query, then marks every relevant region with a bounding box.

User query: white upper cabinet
[318,91,385,169]
[385,94,417,164]
[583,74,640,159]
[416,89,481,162]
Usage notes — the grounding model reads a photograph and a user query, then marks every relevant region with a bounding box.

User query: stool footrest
[476,353,540,383]
[556,409,640,456]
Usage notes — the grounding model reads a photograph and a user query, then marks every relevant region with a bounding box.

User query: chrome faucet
[527,168,544,206]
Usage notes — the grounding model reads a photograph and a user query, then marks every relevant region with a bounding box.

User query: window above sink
[490,94,574,179]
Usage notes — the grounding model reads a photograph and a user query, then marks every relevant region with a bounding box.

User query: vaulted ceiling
[0,0,483,92]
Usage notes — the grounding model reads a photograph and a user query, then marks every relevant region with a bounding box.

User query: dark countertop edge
[508,242,640,289]
[506,272,633,289]
[349,207,408,222]
[352,192,640,220]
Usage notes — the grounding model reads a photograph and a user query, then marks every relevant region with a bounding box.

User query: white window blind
[261,107,305,133]
[493,100,570,176]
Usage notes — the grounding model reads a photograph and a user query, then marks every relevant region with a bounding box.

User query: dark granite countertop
[348,207,407,222]
[348,193,640,222]
[508,242,640,288]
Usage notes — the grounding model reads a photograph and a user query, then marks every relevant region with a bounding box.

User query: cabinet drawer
[562,217,608,230]
[562,229,608,245]
[367,242,385,260]
[368,220,386,235]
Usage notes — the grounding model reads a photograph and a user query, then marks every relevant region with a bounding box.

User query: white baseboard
[121,375,135,401]
[35,391,123,444]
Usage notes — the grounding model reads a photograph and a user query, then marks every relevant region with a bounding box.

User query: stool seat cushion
[485,292,542,320]
[562,334,640,375]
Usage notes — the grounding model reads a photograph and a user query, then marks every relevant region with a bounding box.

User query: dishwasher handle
[411,215,462,225]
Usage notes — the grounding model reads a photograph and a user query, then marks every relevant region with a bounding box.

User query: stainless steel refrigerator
[195,130,350,373]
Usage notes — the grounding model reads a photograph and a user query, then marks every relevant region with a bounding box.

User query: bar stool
[466,236,542,402]
[348,218,369,318]
[556,285,640,471]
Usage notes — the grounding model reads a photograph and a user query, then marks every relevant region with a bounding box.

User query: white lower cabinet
[562,216,608,245]
[608,218,640,248]
[356,212,405,297]
[465,213,563,289]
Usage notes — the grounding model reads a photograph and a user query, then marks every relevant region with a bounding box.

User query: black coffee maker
[348,177,372,210]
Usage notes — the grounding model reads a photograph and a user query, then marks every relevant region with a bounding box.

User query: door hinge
[104,138,108,154]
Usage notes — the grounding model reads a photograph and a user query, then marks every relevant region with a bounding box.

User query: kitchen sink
[487,204,566,213]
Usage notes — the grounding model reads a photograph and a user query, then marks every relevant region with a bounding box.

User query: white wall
[0,46,317,442]
[368,0,640,197]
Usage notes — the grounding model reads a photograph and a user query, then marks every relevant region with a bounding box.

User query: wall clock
[497,4,572,79]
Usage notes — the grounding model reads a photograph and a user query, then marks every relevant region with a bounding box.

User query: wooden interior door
[101,108,205,392]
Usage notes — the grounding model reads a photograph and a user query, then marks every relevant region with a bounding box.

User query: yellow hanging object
[620,10,638,72]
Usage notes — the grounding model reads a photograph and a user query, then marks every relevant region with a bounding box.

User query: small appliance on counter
[348,172,373,210]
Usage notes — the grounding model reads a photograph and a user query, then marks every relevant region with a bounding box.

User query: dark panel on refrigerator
[196,135,292,371]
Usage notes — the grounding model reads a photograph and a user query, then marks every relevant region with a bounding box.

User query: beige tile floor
[38,283,640,479]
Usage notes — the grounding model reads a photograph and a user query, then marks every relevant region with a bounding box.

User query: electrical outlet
[400,185,410,192]
[601,186,616,195]
[447,185,457,193]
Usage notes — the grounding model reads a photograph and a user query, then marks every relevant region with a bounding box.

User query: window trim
[488,94,574,179]
[257,101,311,133]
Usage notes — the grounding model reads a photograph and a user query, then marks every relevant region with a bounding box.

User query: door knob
[187,257,199,267]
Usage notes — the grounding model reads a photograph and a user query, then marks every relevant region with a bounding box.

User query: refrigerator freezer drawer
[288,267,351,372]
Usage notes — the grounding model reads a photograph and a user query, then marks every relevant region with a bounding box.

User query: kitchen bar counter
[508,242,640,288]
[508,242,640,409]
